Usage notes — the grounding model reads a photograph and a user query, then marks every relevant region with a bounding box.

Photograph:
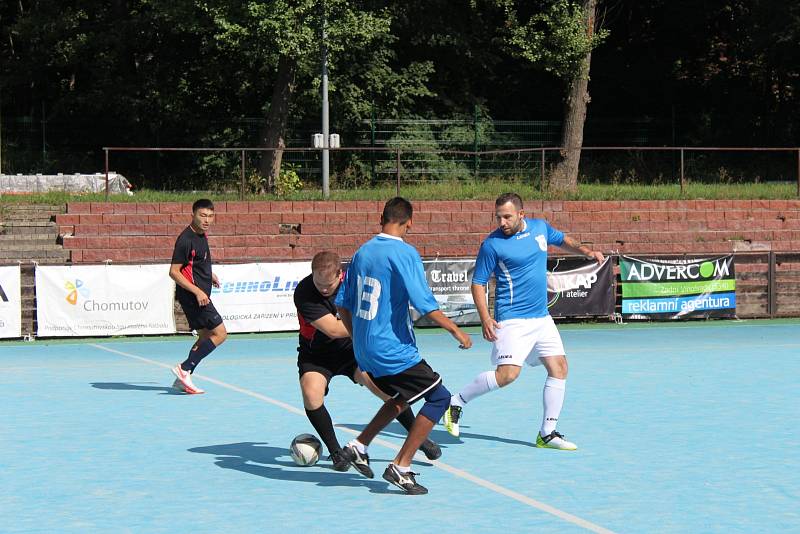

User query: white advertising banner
[36,264,176,337]
[0,266,22,338]
[210,262,311,333]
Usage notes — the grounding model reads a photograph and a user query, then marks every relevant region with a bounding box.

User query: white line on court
[89,342,615,534]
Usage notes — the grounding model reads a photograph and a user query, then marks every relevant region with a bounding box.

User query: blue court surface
[2,319,799,533]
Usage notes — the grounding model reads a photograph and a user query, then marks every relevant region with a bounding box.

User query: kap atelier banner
[0,265,22,338]
[620,255,736,319]
[413,258,480,326]
[547,257,615,317]
[36,265,176,336]
[210,262,311,332]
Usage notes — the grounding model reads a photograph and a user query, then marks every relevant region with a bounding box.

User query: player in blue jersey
[335,197,472,495]
[443,193,603,450]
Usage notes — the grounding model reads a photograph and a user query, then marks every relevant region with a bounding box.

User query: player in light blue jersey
[336,197,472,495]
[443,193,604,450]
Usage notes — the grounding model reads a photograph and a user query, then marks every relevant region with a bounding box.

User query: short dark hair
[381,197,413,225]
[192,199,214,212]
[311,251,342,277]
[495,192,523,210]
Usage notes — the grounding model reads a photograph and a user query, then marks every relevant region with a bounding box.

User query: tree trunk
[549,0,597,192]
[259,54,297,193]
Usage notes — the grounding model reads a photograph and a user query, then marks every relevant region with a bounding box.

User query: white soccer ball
[290,433,322,466]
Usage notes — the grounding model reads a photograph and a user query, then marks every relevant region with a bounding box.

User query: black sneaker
[340,444,374,478]
[328,450,351,472]
[382,464,428,495]
[419,438,442,461]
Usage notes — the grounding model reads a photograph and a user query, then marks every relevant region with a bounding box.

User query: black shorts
[369,360,441,405]
[178,297,224,331]
[297,348,359,395]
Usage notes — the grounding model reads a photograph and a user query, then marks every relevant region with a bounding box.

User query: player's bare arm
[422,309,473,349]
[211,272,220,288]
[560,235,605,264]
[470,283,500,342]
[336,306,354,337]
[169,263,209,306]
[309,313,351,339]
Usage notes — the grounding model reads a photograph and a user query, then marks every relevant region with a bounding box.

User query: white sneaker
[536,430,577,450]
[171,364,204,394]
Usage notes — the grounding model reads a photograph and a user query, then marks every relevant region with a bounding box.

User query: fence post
[104,148,109,200]
[473,105,479,179]
[371,104,376,185]
[396,148,401,196]
[680,148,685,194]
[240,149,246,201]
[540,148,546,192]
[768,251,776,318]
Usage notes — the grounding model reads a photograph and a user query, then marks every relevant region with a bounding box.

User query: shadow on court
[90,382,184,395]
[339,421,535,448]
[188,442,396,494]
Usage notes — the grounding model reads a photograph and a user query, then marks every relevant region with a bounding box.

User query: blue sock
[181,338,216,373]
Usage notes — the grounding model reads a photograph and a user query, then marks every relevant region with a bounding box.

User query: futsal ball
[290,433,322,466]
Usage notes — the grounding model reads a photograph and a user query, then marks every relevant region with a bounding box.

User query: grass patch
[0,180,797,203]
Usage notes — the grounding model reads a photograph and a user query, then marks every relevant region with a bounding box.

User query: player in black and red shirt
[168,198,228,394]
[294,251,442,471]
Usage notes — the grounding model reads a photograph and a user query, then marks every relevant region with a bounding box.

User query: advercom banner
[210,262,311,332]
[413,259,479,326]
[36,265,176,336]
[547,257,615,317]
[0,265,22,338]
[620,255,736,319]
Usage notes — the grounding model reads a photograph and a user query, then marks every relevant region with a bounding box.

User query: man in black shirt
[169,199,228,394]
[295,251,441,470]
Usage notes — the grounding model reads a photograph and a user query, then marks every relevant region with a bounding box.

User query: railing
[102,146,800,200]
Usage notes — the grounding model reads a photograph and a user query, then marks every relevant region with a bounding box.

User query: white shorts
[490,316,565,368]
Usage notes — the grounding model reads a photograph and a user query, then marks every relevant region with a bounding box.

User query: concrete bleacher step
[0,220,60,235]
[0,234,58,246]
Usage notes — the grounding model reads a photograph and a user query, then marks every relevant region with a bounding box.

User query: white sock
[540,376,566,437]
[453,370,500,407]
[393,463,411,473]
[349,439,368,454]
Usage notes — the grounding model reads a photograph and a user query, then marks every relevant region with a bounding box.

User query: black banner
[546,258,615,317]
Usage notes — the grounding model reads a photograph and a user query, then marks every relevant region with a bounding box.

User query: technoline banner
[547,257,615,317]
[210,262,311,333]
[36,265,176,336]
[620,255,736,319]
[413,259,479,326]
[0,265,22,338]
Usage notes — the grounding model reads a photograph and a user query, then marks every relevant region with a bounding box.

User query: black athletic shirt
[293,274,352,357]
[172,226,213,299]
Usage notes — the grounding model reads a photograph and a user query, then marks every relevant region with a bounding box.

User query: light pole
[321,0,330,198]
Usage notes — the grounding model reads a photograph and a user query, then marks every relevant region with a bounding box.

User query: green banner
[620,255,736,319]
[622,279,735,298]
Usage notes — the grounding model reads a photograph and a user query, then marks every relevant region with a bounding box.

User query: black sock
[181,338,216,373]
[395,407,417,433]
[305,405,341,455]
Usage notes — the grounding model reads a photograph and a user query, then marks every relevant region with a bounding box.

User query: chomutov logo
[65,279,90,305]
[64,279,149,312]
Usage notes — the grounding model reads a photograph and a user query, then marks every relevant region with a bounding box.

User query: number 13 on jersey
[356,275,381,320]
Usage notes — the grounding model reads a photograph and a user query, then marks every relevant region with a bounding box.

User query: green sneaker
[536,430,577,450]
[443,405,462,437]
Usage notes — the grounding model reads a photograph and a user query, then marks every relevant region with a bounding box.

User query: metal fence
[98,145,800,199]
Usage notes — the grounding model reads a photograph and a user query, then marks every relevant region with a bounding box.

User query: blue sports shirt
[472,218,564,321]
[335,233,439,377]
